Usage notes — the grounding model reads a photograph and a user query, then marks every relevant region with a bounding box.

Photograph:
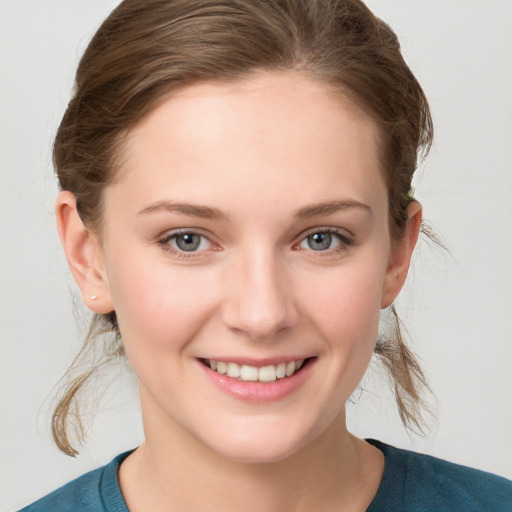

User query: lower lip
[197,359,315,403]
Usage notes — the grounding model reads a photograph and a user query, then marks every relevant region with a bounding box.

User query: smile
[203,358,307,382]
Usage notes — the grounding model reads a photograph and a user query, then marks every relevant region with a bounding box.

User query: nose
[221,248,299,341]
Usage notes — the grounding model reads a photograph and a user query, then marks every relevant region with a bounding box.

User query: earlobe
[381,202,422,309]
[55,191,114,314]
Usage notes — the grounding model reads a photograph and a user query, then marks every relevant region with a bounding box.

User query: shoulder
[16,451,132,512]
[367,439,512,512]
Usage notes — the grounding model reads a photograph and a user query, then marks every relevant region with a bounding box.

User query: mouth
[201,357,314,383]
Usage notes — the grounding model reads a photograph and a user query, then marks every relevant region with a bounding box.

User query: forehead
[108,72,386,220]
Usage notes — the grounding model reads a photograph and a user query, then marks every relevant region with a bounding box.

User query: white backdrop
[1,1,511,510]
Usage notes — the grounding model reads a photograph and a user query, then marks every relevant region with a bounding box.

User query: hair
[52,0,434,456]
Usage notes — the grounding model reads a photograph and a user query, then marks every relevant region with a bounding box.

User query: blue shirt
[18,440,512,511]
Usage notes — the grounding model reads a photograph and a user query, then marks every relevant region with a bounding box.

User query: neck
[119,396,383,512]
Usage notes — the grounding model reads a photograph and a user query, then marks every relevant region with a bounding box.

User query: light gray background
[1,1,511,510]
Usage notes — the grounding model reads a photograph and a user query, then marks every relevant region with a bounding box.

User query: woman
[10,0,512,510]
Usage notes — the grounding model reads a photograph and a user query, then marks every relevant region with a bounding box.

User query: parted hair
[52,0,433,456]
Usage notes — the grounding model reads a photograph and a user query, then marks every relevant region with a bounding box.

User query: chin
[214,438,303,464]
[197,415,322,465]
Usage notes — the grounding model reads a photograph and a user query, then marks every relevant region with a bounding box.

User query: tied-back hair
[52,0,434,456]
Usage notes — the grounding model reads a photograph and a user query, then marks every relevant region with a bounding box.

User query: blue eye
[165,232,213,253]
[298,230,348,251]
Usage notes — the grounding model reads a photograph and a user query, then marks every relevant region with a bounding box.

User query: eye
[161,231,213,253]
[297,229,351,252]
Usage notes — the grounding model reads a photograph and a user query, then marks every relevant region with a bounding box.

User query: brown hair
[52,0,433,456]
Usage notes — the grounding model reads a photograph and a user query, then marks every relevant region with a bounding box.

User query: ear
[55,191,114,314]
[381,201,422,309]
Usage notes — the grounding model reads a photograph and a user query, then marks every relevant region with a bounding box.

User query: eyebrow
[294,199,372,219]
[137,198,371,221]
[137,200,226,220]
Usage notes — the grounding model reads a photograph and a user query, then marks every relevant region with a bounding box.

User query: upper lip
[199,356,315,367]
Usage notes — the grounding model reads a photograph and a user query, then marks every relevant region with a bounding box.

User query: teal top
[18,440,512,511]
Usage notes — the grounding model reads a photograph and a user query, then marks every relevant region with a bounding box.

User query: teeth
[240,365,258,381]
[206,358,307,382]
[259,365,276,382]
[227,362,241,378]
[216,361,227,374]
[276,362,286,379]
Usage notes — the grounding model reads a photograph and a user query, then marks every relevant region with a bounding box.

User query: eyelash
[157,227,354,259]
[157,229,216,259]
[295,227,354,255]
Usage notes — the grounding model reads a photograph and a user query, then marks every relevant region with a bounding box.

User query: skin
[56,71,421,511]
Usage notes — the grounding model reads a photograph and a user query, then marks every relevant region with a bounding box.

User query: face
[89,72,409,462]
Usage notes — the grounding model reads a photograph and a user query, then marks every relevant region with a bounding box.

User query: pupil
[176,234,200,251]
[308,232,331,250]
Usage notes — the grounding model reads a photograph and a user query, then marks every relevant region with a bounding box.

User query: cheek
[105,252,218,351]
[296,259,385,388]
[301,262,384,336]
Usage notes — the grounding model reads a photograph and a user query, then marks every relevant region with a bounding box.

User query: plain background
[1,1,511,510]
